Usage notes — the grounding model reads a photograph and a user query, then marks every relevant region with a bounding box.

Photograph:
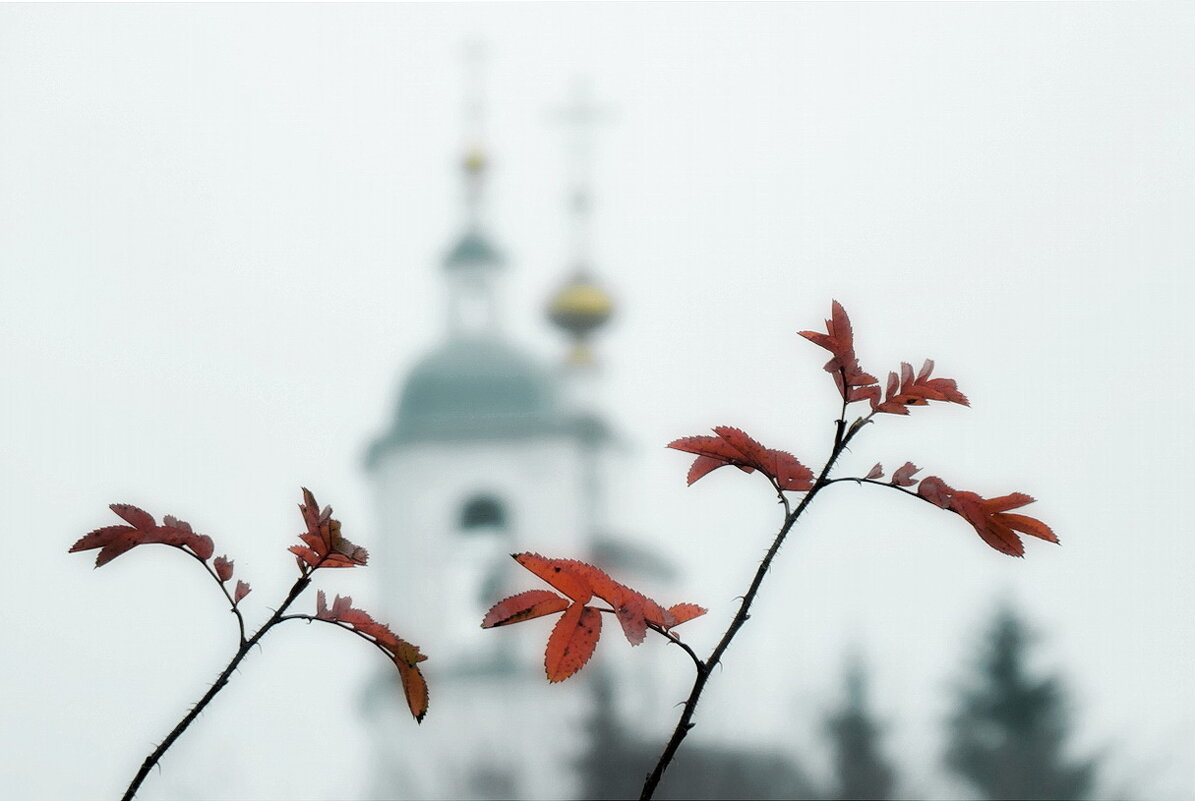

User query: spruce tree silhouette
[824,656,896,800]
[945,604,1096,801]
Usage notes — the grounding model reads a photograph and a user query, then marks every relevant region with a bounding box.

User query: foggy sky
[1,4,1192,800]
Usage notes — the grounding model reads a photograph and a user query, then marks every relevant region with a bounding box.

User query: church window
[459,494,507,531]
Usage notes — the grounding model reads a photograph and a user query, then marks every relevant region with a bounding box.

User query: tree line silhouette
[579,603,1098,801]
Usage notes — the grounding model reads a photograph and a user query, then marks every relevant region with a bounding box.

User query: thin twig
[639,378,872,800]
[822,475,945,510]
[121,573,311,801]
[647,622,705,673]
[277,614,401,665]
[190,552,248,646]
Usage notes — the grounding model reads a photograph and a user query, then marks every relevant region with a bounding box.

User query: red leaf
[752,447,816,492]
[798,301,879,401]
[160,515,215,560]
[234,580,251,603]
[667,433,758,480]
[69,525,141,567]
[891,461,920,487]
[544,603,602,683]
[872,359,969,415]
[981,492,1036,513]
[292,488,367,571]
[711,426,769,464]
[847,384,882,405]
[1000,513,1059,545]
[865,463,884,481]
[70,505,216,567]
[917,476,954,508]
[110,504,155,530]
[213,555,234,583]
[913,478,1057,557]
[668,427,813,491]
[482,590,571,628]
[313,591,428,721]
[687,455,729,486]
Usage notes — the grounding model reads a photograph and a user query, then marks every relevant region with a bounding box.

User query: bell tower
[362,55,610,801]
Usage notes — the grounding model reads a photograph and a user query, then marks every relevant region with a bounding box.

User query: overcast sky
[2,3,1192,800]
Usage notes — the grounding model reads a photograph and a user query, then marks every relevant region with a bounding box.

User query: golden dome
[462,146,487,174]
[548,275,613,337]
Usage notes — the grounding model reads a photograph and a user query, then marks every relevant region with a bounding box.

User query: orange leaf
[482,590,571,628]
[513,553,595,604]
[544,603,602,683]
[493,554,706,680]
[604,585,653,645]
[665,603,707,628]
[395,652,429,723]
[313,591,428,721]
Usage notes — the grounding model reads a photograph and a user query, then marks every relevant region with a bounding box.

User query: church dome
[444,228,502,270]
[369,338,557,457]
[547,273,613,336]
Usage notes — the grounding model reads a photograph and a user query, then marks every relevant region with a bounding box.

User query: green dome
[443,229,502,270]
[368,339,557,459]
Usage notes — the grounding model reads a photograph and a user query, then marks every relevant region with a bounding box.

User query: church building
[360,79,633,800]
[356,72,811,801]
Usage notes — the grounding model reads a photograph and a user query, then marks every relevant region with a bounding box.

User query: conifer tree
[824,656,896,800]
[945,604,1096,801]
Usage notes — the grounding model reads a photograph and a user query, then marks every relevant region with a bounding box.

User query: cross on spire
[462,40,487,156]
[459,41,490,226]
[553,76,612,267]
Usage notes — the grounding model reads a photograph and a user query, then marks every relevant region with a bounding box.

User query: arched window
[459,494,506,532]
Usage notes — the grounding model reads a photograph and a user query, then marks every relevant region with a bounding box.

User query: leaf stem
[586,607,704,673]
[821,476,943,509]
[190,551,248,646]
[647,622,705,673]
[277,614,401,664]
[120,574,311,801]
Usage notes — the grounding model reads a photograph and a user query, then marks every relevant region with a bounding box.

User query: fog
[1,3,1191,800]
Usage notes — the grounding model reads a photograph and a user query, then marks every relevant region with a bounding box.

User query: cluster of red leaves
[867,462,1058,557]
[289,488,368,571]
[70,505,253,603]
[482,553,706,682]
[799,301,969,414]
[798,299,878,402]
[667,426,814,491]
[872,359,969,414]
[315,591,429,722]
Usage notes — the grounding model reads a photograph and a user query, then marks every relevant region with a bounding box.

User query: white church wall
[365,433,597,799]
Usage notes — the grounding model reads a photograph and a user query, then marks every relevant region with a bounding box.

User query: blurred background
[2,3,1192,800]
